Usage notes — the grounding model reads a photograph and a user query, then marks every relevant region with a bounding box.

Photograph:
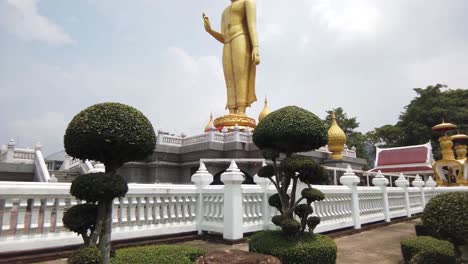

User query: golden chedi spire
[204,113,214,132]
[258,97,271,122]
[327,112,347,160]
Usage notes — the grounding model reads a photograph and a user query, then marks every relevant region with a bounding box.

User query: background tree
[64,102,156,264]
[366,84,468,159]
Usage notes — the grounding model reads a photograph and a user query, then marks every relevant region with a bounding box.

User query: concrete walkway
[37,219,418,264]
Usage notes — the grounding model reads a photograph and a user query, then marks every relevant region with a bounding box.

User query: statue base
[214,114,256,131]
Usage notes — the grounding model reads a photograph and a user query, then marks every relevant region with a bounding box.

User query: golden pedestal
[213,114,256,131]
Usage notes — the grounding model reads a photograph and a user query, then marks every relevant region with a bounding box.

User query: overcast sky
[1,0,467,155]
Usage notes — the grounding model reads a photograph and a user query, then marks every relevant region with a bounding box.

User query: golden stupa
[327,112,347,160]
[258,97,271,122]
[204,113,214,132]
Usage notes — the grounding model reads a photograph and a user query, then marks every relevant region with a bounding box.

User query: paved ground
[37,219,418,264]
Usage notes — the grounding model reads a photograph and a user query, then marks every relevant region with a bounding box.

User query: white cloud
[0,0,74,45]
[7,112,69,153]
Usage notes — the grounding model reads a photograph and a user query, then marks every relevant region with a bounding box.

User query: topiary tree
[421,192,468,260]
[64,102,156,264]
[253,106,328,237]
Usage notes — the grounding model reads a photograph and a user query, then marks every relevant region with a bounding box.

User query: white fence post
[221,160,245,240]
[191,162,213,235]
[372,170,390,222]
[6,139,15,161]
[340,166,361,229]
[254,161,271,230]
[395,173,411,217]
[412,175,426,207]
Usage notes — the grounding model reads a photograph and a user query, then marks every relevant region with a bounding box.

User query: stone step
[50,171,80,183]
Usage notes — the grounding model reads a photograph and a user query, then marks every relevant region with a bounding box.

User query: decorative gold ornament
[327,112,347,160]
[432,122,466,186]
[258,97,270,122]
[204,113,214,132]
[214,114,256,131]
[203,0,259,115]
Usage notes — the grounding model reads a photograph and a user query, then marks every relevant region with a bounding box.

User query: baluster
[30,197,42,234]
[181,196,189,222]
[128,196,136,225]
[146,197,154,224]
[135,197,143,226]
[15,198,28,235]
[120,197,129,225]
[190,195,197,222]
[219,196,224,223]
[112,199,120,227]
[207,196,214,222]
[42,197,54,234]
[55,197,66,232]
[1,198,13,236]
[161,196,169,224]
[155,196,162,224]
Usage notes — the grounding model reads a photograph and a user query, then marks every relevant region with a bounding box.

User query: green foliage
[71,173,128,203]
[281,219,301,235]
[261,149,280,160]
[307,216,321,233]
[110,245,206,264]
[281,156,328,185]
[294,204,313,219]
[409,251,456,264]
[68,246,101,264]
[63,204,97,238]
[414,224,435,237]
[268,194,288,212]
[301,188,325,204]
[249,231,337,264]
[367,85,468,159]
[64,102,156,170]
[400,236,455,264]
[257,165,275,178]
[421,192,468,246]
[253,106,327,154]
[272,215,288,227]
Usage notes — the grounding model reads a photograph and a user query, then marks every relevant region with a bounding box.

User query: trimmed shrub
[414,224,435,237]
[281,219,301,235]
[253,106,328,154]
[68,246,101,264]
[70,173,128,203]
[249,230,336,264]
[257,165,275,178]
[64,102,156,170]
[294,204,313,219]
[307,216,321,233]
[110,245,206,264]
[63,204,98,239]
[268,193,289,212]
[301,188,325,203]
[401,236,455,264]
[421,192,468,246]
[409,251,456,264]
[272,215,288,227]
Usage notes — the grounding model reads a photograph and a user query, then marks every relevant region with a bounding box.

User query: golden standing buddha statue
[203,0,260,115]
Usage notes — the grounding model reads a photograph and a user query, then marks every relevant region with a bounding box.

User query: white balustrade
[1,167,468,253]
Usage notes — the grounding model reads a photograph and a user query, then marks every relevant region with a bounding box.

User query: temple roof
[369,142,434,174]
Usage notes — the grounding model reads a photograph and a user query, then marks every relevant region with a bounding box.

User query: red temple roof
[369,142,433,174]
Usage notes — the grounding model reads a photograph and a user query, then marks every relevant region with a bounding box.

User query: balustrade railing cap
[340,165,360,186]
[372,170,389,187]
[425,176,437,188]
[222,127,228,133]
[35,142,42,150]
[233,124,240,131]
[227,160,241,172]
[395,173,409,187]
[8,139,15,147]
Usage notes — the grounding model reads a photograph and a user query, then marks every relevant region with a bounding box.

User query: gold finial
[327,111,347,160]
[258,96,271,122]
[204,113,214,132]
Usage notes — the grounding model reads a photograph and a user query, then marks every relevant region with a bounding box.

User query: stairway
[50,170,81,183]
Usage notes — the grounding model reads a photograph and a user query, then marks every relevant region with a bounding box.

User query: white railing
[13,149,35,161]
[33,149,51,182]
[1,165,467,253]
